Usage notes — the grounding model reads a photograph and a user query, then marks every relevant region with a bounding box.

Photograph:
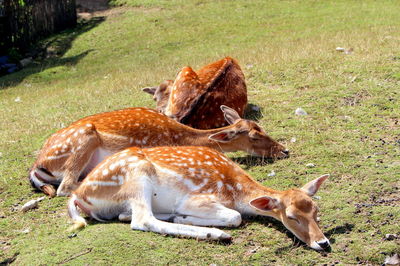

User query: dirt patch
[342,90,371,106]
[353,188,400,221]
[77,6,162,20]
[387,117,399,130]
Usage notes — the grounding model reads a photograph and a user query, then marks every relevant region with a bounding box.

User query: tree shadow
[76,0,109,12]
[244,103,263,121]
[0,16,105,90]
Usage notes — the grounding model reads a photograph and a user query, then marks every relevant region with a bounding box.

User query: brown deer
[142,57,247,129]
[30,106,288,197]
[68,146,329,251]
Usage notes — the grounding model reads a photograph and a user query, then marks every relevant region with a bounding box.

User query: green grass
[1,0,399,264]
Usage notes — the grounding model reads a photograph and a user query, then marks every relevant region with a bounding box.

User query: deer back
[153,57,247,129]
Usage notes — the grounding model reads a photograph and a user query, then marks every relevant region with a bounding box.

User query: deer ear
[220,105,241,125]
[249,196,280,211]
[301,174,329,196]
[142,87,157,95]
[208,129,238,143]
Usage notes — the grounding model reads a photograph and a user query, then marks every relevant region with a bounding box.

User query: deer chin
[276,150,290,159]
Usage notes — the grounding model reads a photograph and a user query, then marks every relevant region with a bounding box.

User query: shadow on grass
[244,103,263,121]
[243,216,355,254]
[0,252,19,265]
[0,16,105,90]
[240,215,309,252]
[232,155,276,169]
[67,215,354,251]
[324,223,355,240]
[79,219,234,246]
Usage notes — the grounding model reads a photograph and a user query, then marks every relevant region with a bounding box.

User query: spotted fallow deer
[29,106,288,197]
[142,57,247,129]
[68,146,330,250]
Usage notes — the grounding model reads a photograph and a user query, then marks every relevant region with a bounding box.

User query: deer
[29,106,289,198]
[68,146,330,251]
[142,57,247,129]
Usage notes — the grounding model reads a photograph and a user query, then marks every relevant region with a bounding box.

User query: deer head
[208,105,289,158]
[141,57,247,129]
[249,174,330,250]
[142,80,173,113]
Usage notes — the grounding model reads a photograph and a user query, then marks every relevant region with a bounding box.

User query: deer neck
[176,125,235,152]
[235,177,283,219]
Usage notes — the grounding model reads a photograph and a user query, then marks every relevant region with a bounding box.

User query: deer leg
[56,128,100,196]
[128,179,231,241]
[173,194,242,227]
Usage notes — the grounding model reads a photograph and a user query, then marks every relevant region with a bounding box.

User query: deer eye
[249,131,262,140]
[287,215,300,224]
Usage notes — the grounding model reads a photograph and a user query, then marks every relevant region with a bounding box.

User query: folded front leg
[173,194,242,227]
[128,181,231,241]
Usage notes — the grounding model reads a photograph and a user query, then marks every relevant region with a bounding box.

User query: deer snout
[280,149,290,158]
[310,238,331,251]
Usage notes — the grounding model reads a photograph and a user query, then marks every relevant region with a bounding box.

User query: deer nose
[316,239,330,250]
[282,149,290,156]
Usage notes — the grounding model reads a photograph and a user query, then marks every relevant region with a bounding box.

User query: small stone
[21,228,31,234]
[389,161,400,168]
[306,163,315,168]
[384,234,398,241]
[14,97,21,103]
[384,254,400,265]
[267,170,276,177]
[344,48,353,55]
[290,137,297,143]
[68,233,77,238]
[19,57,32,67]
[295,107,308,116]
[339,115,351,121]
[245,64,254,69]
[251,105,260,112]
[335,47,353,54]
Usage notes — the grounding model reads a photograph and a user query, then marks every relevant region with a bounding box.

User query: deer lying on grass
[29,106,288,197]
[68,146,330,251]
[142,57,247,129]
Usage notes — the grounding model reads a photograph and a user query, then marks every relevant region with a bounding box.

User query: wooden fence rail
[0,0,76,53]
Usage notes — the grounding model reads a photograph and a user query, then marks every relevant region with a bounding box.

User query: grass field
[1,0,399,264]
